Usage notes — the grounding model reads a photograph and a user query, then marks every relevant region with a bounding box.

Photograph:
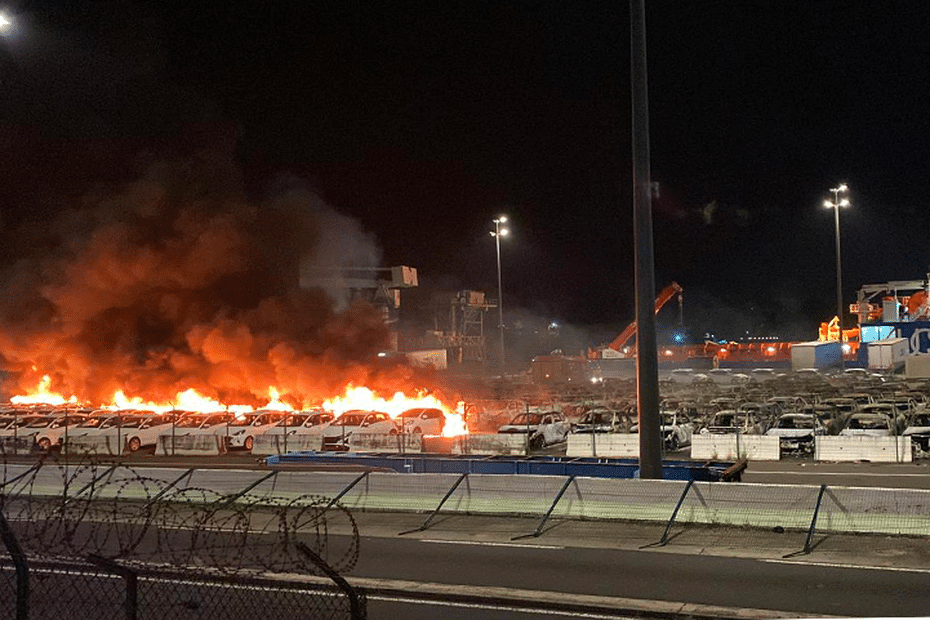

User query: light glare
[0,13,11,34]
[499,228,509,236]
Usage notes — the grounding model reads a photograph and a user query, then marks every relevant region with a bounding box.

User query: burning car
[321,410,395,451]
[394,407,446,435]
[498,411,571,449]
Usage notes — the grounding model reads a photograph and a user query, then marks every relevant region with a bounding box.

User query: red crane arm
[607,282,683,351]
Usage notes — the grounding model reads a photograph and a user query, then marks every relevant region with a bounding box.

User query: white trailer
[790,341,841,371]
[867,338,909,371]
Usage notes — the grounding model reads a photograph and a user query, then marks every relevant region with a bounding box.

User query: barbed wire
[0,455,360,575]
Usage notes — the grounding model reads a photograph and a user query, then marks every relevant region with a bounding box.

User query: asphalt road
[341,521,930,619]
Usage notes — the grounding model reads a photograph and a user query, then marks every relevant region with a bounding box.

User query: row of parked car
[0,405,451,453]
[494,387,930,455]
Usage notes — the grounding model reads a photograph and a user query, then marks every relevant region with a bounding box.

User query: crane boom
[606,281,683,352]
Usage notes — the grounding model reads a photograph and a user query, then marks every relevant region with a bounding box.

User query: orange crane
[593,282,683,358]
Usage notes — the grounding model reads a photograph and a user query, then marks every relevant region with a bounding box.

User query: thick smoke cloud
[0,149,419,406]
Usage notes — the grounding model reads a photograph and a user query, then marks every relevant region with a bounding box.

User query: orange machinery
[590,282,683,359]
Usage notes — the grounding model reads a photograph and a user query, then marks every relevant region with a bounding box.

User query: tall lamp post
[824,183,850,370]
[490,216,509,375]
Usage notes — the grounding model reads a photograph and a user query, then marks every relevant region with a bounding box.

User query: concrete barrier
[63,434,122,456]
[421,433,527,455]
[0,436,35,456]
[691,434,780,461]
[156,434,226,456]
[815,436,912,463]
[566,433,639,457]
[348,432,423,453]
[252,433,323,456]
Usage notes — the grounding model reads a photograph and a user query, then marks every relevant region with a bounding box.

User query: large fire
[9,377,468,437]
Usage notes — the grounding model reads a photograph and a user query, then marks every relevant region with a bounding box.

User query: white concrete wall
[690,434,780,461]
[155,434,226,456]
[815,436,912,463]
[252,433,323,455]
[566,433,639,457]
[348,432,423,453]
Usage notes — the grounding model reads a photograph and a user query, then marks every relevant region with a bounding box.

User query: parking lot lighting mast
[490,216,509,375]
[824,183,850,370]
[631,0,662,478]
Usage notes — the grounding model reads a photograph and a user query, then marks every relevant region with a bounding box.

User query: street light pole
[824,184,850,370]
[490,217,509,375]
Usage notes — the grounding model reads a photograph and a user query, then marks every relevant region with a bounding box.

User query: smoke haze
[0,149,420,406]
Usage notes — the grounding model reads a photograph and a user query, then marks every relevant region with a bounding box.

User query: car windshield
[25,416,55,428]
[78,416,112,428]
[400,409,425,419]
[118,416,146,429]
[511,413,543,426]
[910,414,930,426]
[304,413,332,427]
[582,412,610,424]
[227,414,256,428]
[252,413,282,426]
[277,414,307,426]
[332,413,365,427]
[848,416,888,430]
[776,417,814,429]
[175,416,207,428]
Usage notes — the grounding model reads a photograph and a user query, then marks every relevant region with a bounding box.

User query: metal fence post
[642,479,694,548]
[87,555,138,620]
[784,484,828,558]
[0,506,29,620]
[295,542,365,620]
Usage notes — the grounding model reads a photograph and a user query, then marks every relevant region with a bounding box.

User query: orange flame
[10,375,77,406]
[322,386,468,436]
[11,378,466,436]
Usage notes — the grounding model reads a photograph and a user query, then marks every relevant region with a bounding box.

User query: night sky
[2,1,929,348]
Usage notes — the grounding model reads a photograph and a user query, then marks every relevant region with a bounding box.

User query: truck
[790,341,841,371]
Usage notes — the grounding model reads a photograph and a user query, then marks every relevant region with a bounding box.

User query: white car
[226,410,287,451]
[287,411,336,436]
[394,408,446,435]
[0,415,50,438]
[498,411,571,449]
[765,413,827,452]
[31,413,89,450]
[118,414,177,452]
[321,410,395,450]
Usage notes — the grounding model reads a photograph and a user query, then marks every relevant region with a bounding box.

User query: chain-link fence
[0,457,365,620]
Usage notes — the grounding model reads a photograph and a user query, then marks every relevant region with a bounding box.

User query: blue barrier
[265,452,734,481]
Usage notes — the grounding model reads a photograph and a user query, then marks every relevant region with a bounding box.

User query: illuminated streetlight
[824,183,850,369]
[490,216,509,374]
[0,13,11,34]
